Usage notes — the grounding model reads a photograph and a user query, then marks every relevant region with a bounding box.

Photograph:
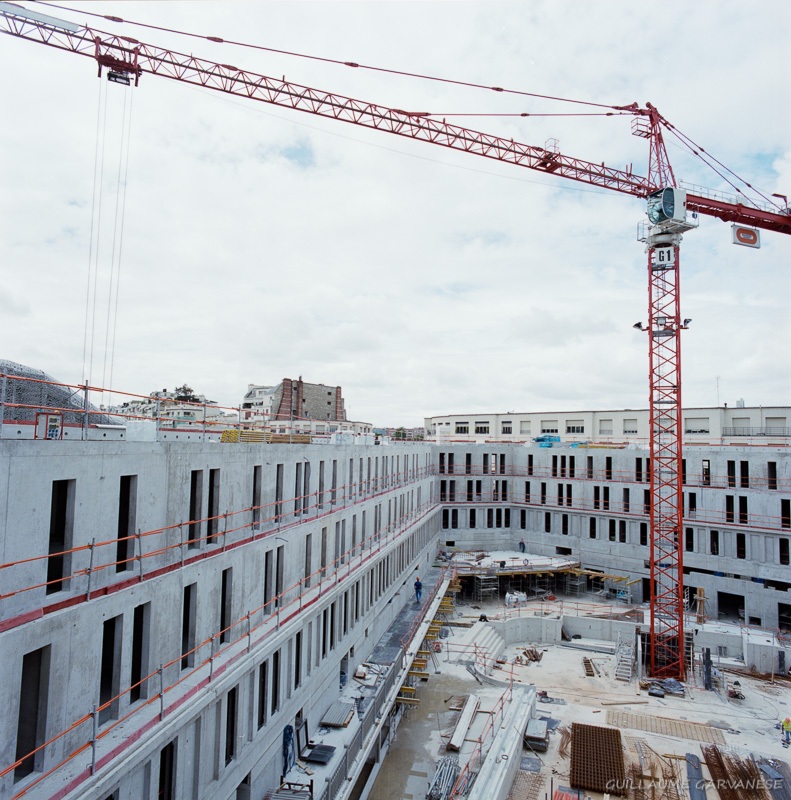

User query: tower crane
[2,2,789,678]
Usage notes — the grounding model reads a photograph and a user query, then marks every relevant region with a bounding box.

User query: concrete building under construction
[1,402,790,800]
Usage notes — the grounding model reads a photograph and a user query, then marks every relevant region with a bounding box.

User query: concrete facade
[1,436,790,800]
[434,443,791,628]
[0,439,438,800]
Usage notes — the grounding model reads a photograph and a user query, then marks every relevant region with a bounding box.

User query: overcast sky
[1,1,789,426]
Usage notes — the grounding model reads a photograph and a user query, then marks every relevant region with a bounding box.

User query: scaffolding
[565,572,585,596]
[474,573,499,603]
[534,573,551,597]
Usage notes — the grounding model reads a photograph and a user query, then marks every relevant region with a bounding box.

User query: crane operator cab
[646,187,697,235]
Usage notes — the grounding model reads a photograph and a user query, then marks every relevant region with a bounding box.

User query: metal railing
[321,657,400,800]
[722,426,790,437]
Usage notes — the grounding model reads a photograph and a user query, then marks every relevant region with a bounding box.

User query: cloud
[0,290,30,317]
[0,1,789,425]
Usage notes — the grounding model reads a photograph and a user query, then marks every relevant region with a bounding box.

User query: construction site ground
[369,589,791,800]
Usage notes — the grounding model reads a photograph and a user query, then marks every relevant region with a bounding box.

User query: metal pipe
[90,705,98,774]
[0,372,7,438]
[86,538,96,600]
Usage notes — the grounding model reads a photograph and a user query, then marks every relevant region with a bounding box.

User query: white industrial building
[425,404,791,445]
[1,421,789,800]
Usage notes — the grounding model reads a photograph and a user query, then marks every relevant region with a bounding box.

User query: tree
[174,384,197,402]
[394,427,406,440]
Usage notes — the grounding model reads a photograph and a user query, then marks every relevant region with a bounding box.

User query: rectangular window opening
[130,603,150,703]
[252,465,262,529]
[14,646,51,782]
[181,583,197,670]
[158,741,176,800]
[220,568,233,644]
[225,686,238,765]
[207,468,220,543]
[99,615,123,724]
[188,470,203,549]
[116,475,137,573]
[47,479,75,593]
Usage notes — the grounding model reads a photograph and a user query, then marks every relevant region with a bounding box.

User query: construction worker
[783,718,791,743]
[414,577,423,603]
[519,538,526,553]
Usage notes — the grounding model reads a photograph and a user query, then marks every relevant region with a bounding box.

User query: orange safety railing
[2,494,442,798]
[434,639,498,675]
[439,493,791,533]
[448,683,514,799]
[0,462,435,617]
[399,565,455,649]
[0,372,380,440]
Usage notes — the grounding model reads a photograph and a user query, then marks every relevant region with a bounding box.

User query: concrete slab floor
[368,666,514,800]
[370,590,791,800]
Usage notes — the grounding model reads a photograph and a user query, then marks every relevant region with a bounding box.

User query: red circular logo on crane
[735,227,758,245]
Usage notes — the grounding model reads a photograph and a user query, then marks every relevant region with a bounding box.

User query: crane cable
[661,121,783,212]
[102,85,134,405]
[31,0,628,112]
[87,78,110,391]
[30,1,784,213]
[81,77,104,388]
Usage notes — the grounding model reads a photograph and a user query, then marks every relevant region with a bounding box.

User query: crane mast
[3,3,790,679]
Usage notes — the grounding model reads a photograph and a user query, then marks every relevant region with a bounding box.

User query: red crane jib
[2,12,788,234]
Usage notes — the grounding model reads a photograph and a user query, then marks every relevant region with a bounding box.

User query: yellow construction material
[571,568,629,583]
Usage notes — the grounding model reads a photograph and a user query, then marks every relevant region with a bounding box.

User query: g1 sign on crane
[2,1,789,678]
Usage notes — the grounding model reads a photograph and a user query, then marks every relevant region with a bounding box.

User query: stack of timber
[447,694,480,752]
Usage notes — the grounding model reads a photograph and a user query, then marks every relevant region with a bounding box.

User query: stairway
[453,621,506,674]
[615,640,634,682]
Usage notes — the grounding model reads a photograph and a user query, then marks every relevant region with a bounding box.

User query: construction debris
[507,770,544,800]
[582,657,594,676]
[319,700,355,728]
[755,758,791,800]
[601,700,648,706]
[522,719,549,753]
[427,756,460,800]
[558,725,572,759]
[701,744,772,800]
[686,753,707,800]
[522,647,544,662]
